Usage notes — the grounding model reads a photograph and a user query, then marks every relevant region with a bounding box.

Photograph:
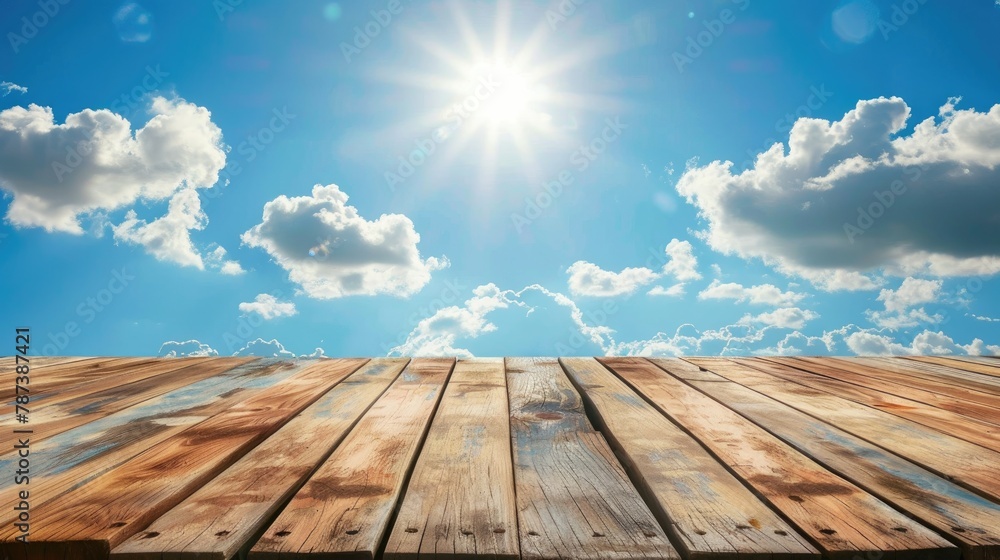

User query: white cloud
[970,313,1000,323]
[676,96,1000,290]
[233,338,296,358]
[0,97,225,234]
[698,279,806,307]
[242,184,448,299]
[662,238,702,281]
[239,293,297,320]
[865,277,943,329]
[113,188,206,268]
[301,347,326,358]
[648,283,686,297]
[845,329,1000,356]
[1,81,27,97]
[158,339,218,357]
[738,307,819,329]
[205,245,245,275]
[566,261,660,297]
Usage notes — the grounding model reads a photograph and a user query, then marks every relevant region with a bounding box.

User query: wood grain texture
[775,357,1000,427]
[506,358,678,560]
[560,357,818,560]
[688,358,1000,503]
[755,357,1000,450]
[678,358,1000,560]
[853,357,1000,399]
[0,357,253,447]
[248,358,452,560]
[0,357,159,400]
[0,358,303,532]
[605,357,955,559]
[0,358,368,560]
[113,358,411,560]
[906,356,1000,377]
[383,358,520,560]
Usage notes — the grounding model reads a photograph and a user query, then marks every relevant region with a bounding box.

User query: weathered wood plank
[0,358,369,560]
[247,358,452,560]
[810,357,1000,413]
[560,357,818,559]
[0,357,159,400]
[604,357,954,559]
[675,358,1000,560]
[506,358,678,560]
[687,358,1000,503]
[756,357,1000,450]
[772,357,1000,427]
[383,358,519,560]
[906,356,1000,378]
[0,357,252,447]
[860,357,1000,394]
[113,358,413,560]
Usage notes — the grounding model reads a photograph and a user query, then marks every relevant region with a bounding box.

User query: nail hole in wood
[276,530,291,537]
[774,530,787,536]
[461,530,474,536]
[215,531,230,537]
[820,529,836,535]
[788,495,804,503]
[142,532,160,539]
[528,531,540,536]
[643,532,657,538]
[694,530,707,536]
[893,527,907,533]
[405,528,418,533]
[736,525,751,530]
[109,522,127,528]
[346,530,359,535]
[592,532,605,537]
[493,528,505,534]
[952,527,966,533]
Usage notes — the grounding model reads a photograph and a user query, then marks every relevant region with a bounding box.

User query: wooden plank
[754,358,1000,450]
[809,357,1000,413]
[0,357,252,447]
[560,357,818,559]
[0,358,369,560]
[905,356,1000,380]
[0,358,303,529]
[0,357,159,399]
[672,359,1000,560]
[860,357,1000,394]
[246,358,452,560]
[604,357,955,559]
[383,358,520,560]
[687,358,1000,503]
[768,357,1000,428]
[114,357,414,560]
[931,356,1000,376]
[505,358,678,560]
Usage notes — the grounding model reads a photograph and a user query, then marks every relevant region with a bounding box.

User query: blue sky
[2,0,999,358]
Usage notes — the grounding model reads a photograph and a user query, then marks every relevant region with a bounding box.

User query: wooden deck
[2,356,1000,560]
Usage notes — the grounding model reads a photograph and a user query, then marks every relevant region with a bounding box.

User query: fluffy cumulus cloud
[242,184,448,298]
[648,283,686,297]
[0,97,225,234]
[113,188,207,268]
[205,245,245,275]
[738,307,819,330]
[566,261,660,297]
[663,238,702,281]
[158,339,219,357]
[233,338,296,358]
[845,330,1000,356]
[866,277,943,329]
[698,279,806,307]
[676,96,1000,290]
[238,293,297,320]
